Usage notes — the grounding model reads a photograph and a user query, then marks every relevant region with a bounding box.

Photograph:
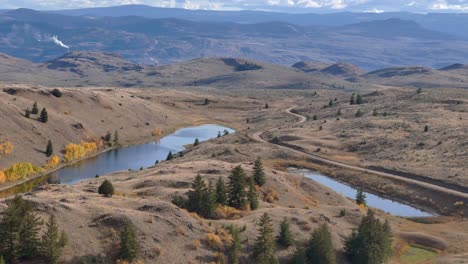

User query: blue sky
[1,0,467,13]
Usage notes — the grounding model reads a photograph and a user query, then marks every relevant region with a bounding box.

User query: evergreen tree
[265,103,269,109]
[46,140,53,157]
[228,226,242,264]
[337,109,342,116]
[355,109,364,117]
[328,100,333,107]
[228,166,247,209]
[253,213,277,264]
[277,218,294,247]
[424,125,429,132]
[32,102,39,114]
[307,224,335,264]
[355,189,367,206]
[119,223,139,262]
[0,256,4,264]
[289,247,306,264]
[40,215,67,264]
[18,205,42,259]
[356,94,363,104]
[114,130,119,144]
[193,138,199,146]
[350,93,356,105]
[166,151,173,160]
[416,88,422,94]
[98,179,115,197]
[252,157,266,186]
[247,177,259,210]
[187,175,207,214]
[201,180,217,218]
[217,131,222,138]
[215,177,228,206]
[223,129,230,136]
[345,210,393,264]
[313,115,318,121]
[39,108,48,123]
[25,108,31,118]
[0,195,42,261]
[104,132,112,142]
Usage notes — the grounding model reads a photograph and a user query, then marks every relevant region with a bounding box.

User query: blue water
[51,124,234,184]
[294,168,435,217]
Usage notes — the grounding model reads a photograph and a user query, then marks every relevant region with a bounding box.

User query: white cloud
[431,0,468,11]
[364,7,384,13]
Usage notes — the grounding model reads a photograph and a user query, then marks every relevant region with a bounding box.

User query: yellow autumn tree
[0,140,14,156]
[64,141,98,162]
[0,171,6,184]
[3,162,44,182]
[45,155,61,169]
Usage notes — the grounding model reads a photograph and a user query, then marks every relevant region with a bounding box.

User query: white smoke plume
[51,35,70,51]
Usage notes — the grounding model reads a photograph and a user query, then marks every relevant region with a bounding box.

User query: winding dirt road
[252,107,468,200]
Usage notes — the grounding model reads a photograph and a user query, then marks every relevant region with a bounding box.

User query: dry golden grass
[205,233,224,250]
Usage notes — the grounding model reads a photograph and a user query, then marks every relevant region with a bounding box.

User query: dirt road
[252,107,468,200]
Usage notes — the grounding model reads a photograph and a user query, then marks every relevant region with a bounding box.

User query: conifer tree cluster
[0,196,67,264]
[289,223,335,264]
[345,210,393,264]
[172,159,266,218]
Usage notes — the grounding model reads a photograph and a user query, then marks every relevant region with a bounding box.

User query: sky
[0,0,467,13]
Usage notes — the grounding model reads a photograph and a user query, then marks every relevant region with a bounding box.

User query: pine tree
[355,109,364,117]
[193,138,199,146]
[277,218,294,247]
[307,224,335,264]
[372,109,378,116]
[216,177,228,205]
[228,226,242,264]
[265,103,269,109]
[356,94,363,104]
[166,151,173,160]
[0,256,4,264]
[201,180,217,218]
[18,204,43,259]
[39,108,48,123]
[355,189,366,206]
[25,108,31,118]
[228,166,247,209]
[119,223,139,262]
[337,109,342,116]
[252,157,266,186]
[217,131,222,138]
[46,140,53,157]
[114,130,119,144]
[424,125,429,132]
[223,129,230,136]
[289,247,306,264]
[345,210,392,264]
[313,115,318,120]
[328,99,333,107]
[187,175,207,214]
[98,179,115,197]
[247,177,259,210]
[350,93,356,105]
[0,196,24,261]
[253,213,277,264]
[40,215,68,264]
[104,132,112,142]
[32,102,39,114]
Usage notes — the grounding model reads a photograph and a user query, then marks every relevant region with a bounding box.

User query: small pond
[293,168,436,217]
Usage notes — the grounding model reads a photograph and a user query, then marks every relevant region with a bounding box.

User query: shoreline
[0,122,236,198]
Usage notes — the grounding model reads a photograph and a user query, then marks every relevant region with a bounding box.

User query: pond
[292,168,436,217]
[0,124,234,197]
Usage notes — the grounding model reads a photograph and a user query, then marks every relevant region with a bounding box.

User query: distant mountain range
[0,52,467,89]
[0,6,468,70]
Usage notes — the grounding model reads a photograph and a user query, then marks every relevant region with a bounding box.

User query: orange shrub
[205,233,223,250]
[63,141,98,162]
[0,171,6,184]
[214,206,243,220]
[3,162,44,182]
[0,140,14,156]
[44,155,60,169]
